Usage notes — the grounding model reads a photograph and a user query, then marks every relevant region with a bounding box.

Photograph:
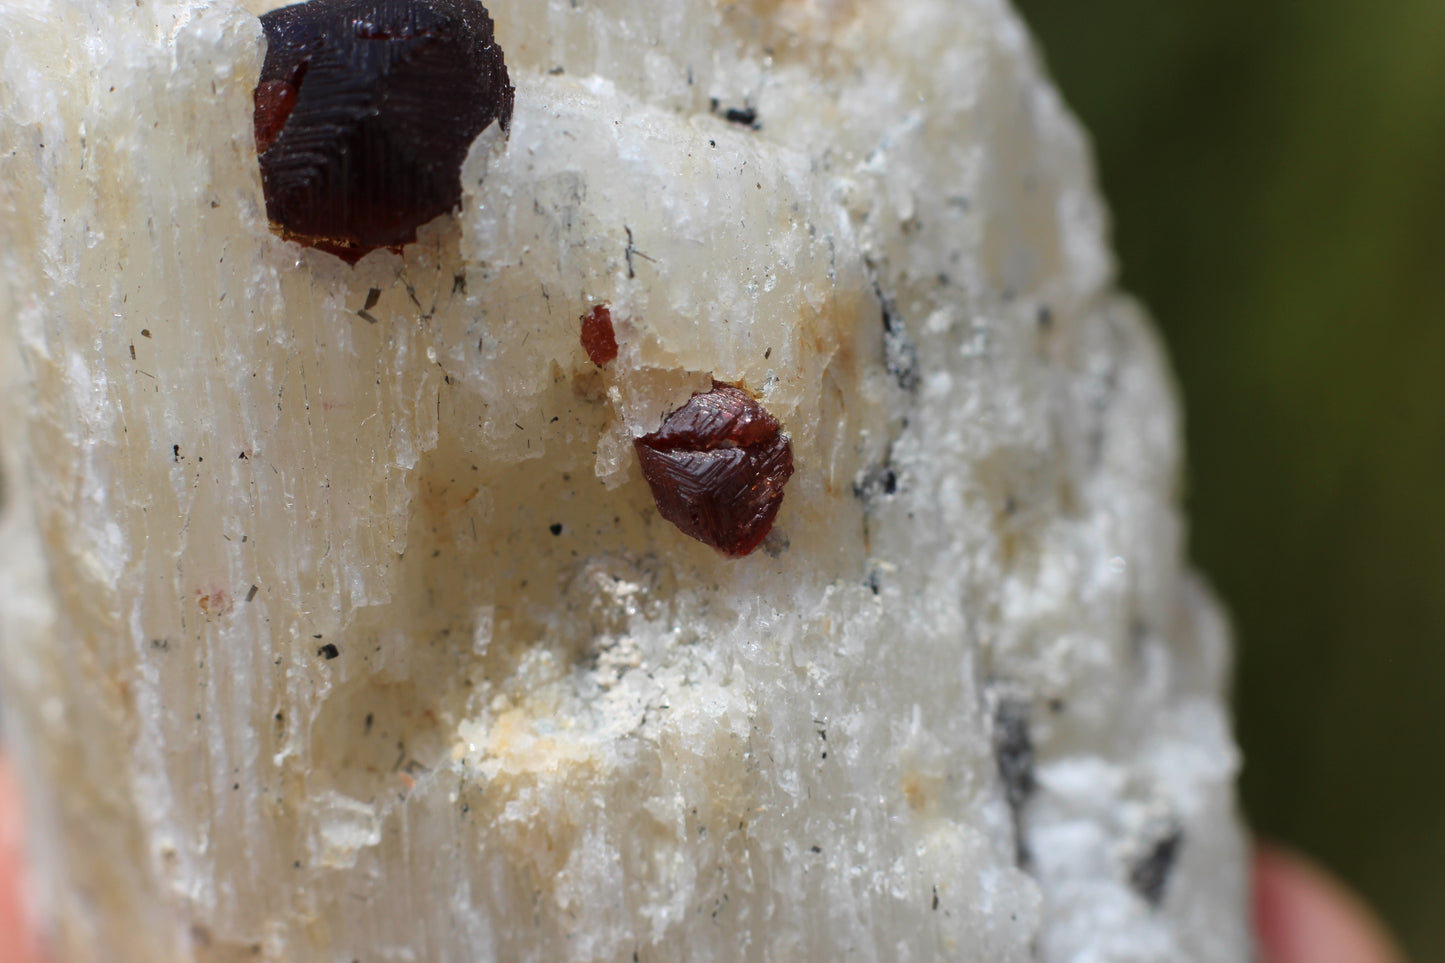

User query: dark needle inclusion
[634,382,794,557]
[255,0,514,263]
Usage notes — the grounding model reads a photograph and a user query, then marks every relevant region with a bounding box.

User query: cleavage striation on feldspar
[0,0,1250,960]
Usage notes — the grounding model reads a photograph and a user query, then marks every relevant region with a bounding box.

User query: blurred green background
[1013,1,1445,959]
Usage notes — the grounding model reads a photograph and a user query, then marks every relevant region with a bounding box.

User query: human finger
[1254,842,1406,963]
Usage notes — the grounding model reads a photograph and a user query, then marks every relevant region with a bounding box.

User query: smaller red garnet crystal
[580,305,618,365]
[634,382,794,557]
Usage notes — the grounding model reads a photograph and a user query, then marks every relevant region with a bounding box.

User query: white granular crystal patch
[311,791,383,869]
[0,0,1249,960]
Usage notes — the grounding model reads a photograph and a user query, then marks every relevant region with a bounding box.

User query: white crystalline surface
[0,0,1249,960]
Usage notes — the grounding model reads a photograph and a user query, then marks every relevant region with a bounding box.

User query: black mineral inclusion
[256,0,514,262]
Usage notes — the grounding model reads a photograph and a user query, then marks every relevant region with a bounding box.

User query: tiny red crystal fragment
[634,382,794,557]
[580,305,618,365]
[255,0,514,263]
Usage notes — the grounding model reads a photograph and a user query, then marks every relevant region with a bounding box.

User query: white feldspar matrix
[0,0,1249,960]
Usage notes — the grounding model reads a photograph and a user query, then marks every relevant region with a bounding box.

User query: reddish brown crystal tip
[580,305,619,365]
[634,382,794,557]
[253,79,299,155]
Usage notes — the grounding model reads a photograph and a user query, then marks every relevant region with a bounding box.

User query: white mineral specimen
[0,0,1250,960]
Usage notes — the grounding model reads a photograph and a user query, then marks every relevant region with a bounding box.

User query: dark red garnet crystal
[255,0,514,263]
[634,382,794,557]
[580,305,618,365]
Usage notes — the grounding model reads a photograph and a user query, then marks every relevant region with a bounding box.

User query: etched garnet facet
[634,382,794,557]
[580,305,618,365]
[255,0,514,263]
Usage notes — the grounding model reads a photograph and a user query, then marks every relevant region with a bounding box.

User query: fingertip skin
[1254,843,1406,963]
[0,758,43,963]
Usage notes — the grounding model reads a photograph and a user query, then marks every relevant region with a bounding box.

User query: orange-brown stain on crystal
[580,305,618,365]
[634,381,794,557]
